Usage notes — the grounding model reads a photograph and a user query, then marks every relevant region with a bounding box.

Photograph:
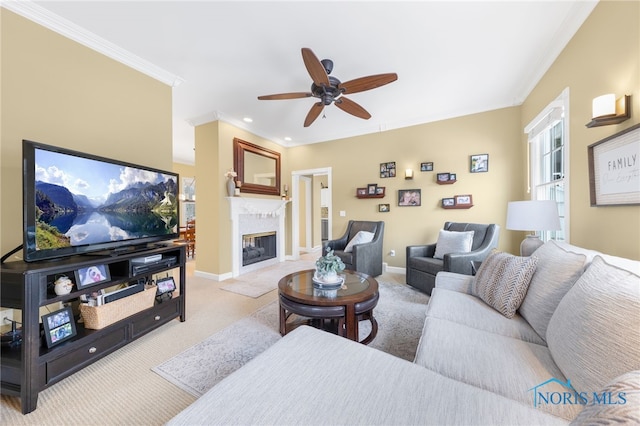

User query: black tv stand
[1,243,186,414]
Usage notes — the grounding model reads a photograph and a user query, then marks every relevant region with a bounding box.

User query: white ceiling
[8,1,598,164]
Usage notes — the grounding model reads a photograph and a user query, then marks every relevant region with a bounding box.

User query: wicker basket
[80,286,156,330]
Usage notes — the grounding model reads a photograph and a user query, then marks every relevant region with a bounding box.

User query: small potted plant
[314,248,345,284]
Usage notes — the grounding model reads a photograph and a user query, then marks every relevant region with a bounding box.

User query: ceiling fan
[258,48,398,127]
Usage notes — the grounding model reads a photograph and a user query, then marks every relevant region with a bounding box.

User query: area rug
[219,257,316,298]
[152,281,429,397]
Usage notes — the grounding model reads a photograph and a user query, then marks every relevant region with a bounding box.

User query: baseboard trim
[194,270,232,282]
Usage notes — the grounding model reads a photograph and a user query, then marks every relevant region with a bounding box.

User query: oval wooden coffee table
[278,269,379,344]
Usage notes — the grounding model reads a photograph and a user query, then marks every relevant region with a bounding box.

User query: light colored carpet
[152,281,429,397]
[219,257,316,297]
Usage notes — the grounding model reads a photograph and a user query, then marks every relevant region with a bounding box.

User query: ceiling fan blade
[258,92,312,100]
[301,47,330,87]
[338,73,398,94]
[304,102,324,127]
[335,97,371,120]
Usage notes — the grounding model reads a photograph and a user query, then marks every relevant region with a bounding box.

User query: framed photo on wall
[378,203,390,212]
[380,162,396,178]
[470,154,489,173]
[398,189,421,206]
[421,162,433,172]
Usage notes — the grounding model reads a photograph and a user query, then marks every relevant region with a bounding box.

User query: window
[524,88,570,243]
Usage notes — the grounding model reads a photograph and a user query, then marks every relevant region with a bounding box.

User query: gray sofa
[406,222,500,295]
[169,241,640,425]
[323,220,384,277]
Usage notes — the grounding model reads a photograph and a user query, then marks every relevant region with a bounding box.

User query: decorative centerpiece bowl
[313,248,345,289]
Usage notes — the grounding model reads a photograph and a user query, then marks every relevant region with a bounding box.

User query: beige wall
[521,0,639,259]
[288,106,524,268]
[194,120,289,277]
[0,10,173,258]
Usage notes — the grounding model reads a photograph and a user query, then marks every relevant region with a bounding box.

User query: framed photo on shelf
[378,203,390,212]
[42,306,77,348]
[455,194,473,206]
[442,197,455,207]
[75,264,110,289]
[376,186,385,196]
[367,183,378,195]
[437,172,451,182]
[398,189,421,206]
[421,162,433,172]
[588,124,640,206]
[357,188,367,196]
[449,173,457,181]
[470,154,489,173]
[380,161,396,178]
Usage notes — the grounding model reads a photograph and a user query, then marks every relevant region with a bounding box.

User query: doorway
[291,167,332,260]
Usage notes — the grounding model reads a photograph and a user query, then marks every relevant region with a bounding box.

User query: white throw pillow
[546,256,640,393]
[433,230,474,260]
[344,231,375,253]
[473,250,538,319]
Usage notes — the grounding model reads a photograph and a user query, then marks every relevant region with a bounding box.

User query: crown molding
[2,0,184,87]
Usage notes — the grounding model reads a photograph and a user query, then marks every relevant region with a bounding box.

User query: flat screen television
[23,140,179,262]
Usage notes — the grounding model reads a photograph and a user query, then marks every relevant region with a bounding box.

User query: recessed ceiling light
[243,117,253,123]
[284,137,292,141]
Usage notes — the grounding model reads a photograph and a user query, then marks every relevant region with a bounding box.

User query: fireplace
[242,232,277,266]
[227,197,289,277]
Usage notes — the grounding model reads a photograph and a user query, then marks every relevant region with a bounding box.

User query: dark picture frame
[367,183,378,195]
[437,172,450,182]
[442,197,455,207]
[75,264,111,290]
[421,162,433,172]
[376,186,385,196]
[398,189,421,206]
[356,188,367,196]
[588,123,640,206]
[449,173,457,181]
[378,203,390,212]
[156,277,176,295]
[380,161,396,178]
[470,154,489,173]
[42,306,77,348]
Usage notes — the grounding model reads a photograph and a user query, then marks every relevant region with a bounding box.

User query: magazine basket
[80,286,156,330]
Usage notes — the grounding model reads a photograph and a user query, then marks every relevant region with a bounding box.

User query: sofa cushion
[547,256,640,393]
[433,229,474,260]
[169,326,568,426]
[425,288,545,345]
[414,317,580,421]
[519,240,587,341]
[473,251,538,318]
[435,271,475,294]
[344,230,374,253]
[569,370,640,425]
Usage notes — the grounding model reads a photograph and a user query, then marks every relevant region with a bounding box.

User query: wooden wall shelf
[356,194,385,199]
[436,179,457,185]
[442,204,473,209]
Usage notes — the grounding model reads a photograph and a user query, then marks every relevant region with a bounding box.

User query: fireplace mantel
[227,197,289,277]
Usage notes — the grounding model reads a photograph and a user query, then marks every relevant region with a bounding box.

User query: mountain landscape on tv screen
[34,178,178,250]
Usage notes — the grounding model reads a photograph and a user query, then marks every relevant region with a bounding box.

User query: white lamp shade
[506,200,561,231]
[592,94,616,118]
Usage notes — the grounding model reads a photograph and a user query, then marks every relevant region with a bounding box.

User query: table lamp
[506,200,561,256]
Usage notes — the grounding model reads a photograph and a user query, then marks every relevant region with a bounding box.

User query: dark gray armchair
[406,222,500,295]
[322,220,385,277]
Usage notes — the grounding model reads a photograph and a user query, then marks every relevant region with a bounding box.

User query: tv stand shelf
[0,244,186,414]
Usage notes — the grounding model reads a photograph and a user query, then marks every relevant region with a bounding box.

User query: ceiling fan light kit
[258,47,397,127]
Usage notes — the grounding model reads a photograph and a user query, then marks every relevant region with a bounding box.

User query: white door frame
[291,167,332,260]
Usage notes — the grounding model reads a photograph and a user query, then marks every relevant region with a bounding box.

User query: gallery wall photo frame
[588,123,640,206]
[42,306,77,348]
[380,162,396,178]
[378,203,390,213]
[75,264,111,290]
[398,189,421,206]
[470,154,489,173]
[420,162,433,172]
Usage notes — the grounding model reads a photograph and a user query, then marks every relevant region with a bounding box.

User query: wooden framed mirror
[233,138,281,196]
